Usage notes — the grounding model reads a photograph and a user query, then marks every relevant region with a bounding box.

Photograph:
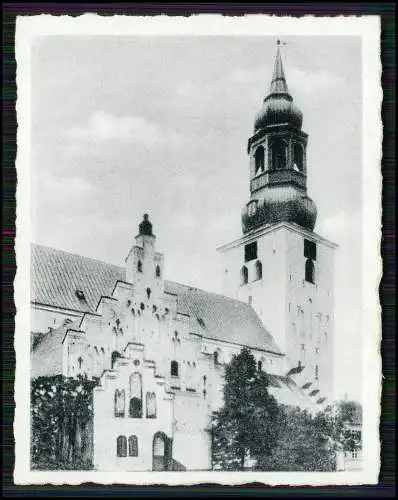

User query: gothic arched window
[254,145,265,174]
[146,392,157,418]
[128,435,138,457]
[293,143,304,172]
[111,351,121,369]
[129,373,143,418]
[170,360,179,377]
[155,265,161,278]
[271,139,286,170]
[240,266,248,285]
[254,260,263,281]
[305,258,315,284]
[114,389,125,417]
[137,260,143,273]
[116,435,127,457]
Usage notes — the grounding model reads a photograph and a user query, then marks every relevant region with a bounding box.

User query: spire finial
[267,39,290,98]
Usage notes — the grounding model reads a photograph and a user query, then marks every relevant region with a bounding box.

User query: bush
[31,374,97,470]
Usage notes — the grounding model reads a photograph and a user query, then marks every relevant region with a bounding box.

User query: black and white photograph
[14,15,381,485]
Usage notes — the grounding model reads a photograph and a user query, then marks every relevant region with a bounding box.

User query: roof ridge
[166,279,252,307]
[31,242,124,270]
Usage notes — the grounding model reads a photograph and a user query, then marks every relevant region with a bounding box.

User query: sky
[30,35,362,402]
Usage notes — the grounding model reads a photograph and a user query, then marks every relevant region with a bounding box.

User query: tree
[211,348,281,470]
[256,405,337,472]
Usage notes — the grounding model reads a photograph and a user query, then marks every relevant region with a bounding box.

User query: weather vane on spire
[276,39,288,47]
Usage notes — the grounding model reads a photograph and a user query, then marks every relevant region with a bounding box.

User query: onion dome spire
[268,40,290,98]
[254,40,302,131]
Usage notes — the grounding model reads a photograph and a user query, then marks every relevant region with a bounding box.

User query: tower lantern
[242,42,317,235]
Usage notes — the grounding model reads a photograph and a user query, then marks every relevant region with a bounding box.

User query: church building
[31,43,337,471]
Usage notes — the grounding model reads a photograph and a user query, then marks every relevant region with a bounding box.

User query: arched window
[271,139,286,170]
[114,389,125,417]
[146,287,151,299]
[293,143,304,172]
[254,260,262,281]
[129,373,143,418]
[111,351,121,369]
[240,265,248,286]
[128,435,138,457]
[137,260,143,273]
[116,435,127,457]
[155,265,161,278]
[258,360,263,372]
[170,360,179,377]
[213,350,221,365]
[254,145,265,174]
[78,356,83,370]
[153,434,165,457]
[305,259,315,284]
[146,392,157,418]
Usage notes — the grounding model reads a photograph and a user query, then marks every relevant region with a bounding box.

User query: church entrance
[152,432,170,471]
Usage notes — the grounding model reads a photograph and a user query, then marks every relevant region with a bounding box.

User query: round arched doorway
[152,431,170,471]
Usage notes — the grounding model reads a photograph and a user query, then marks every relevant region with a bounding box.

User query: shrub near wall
[31,374,97,470]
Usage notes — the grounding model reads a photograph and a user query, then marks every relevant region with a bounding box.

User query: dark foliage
[31,374,97,470]
[211,348,281,470]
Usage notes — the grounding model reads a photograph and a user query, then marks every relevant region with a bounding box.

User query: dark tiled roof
[31,243,281,354]
[166,281,280,354]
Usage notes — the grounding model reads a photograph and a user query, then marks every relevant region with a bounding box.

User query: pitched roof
[31,320,81,378]
[167,281,280,354]
[31,243,281,355]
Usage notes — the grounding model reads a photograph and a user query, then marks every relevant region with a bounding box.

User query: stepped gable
[31,243,281,354]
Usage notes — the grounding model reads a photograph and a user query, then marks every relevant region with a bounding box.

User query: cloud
[65,111,180,146]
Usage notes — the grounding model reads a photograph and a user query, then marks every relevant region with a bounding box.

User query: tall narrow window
[293,143,304,172]
[240,266,248,286]
[315,365,319,380]
[78,356,83,370]
[114,389,125,417]
[304,239,317,260]
[213,349,221,366]
[137,260,143,273]
[111,351,121,369]
[271,139,286,170]
[128,435,138,457]
[129,373,143,418]
[146,392,157,418]
[254,260,263,281]
[245,241,257,262]
[116,436,127,457]
[155,265,161,278]
[254,145,265,174]
[305,259,315,284]
[258,360,263,372]
[170,360,179,377]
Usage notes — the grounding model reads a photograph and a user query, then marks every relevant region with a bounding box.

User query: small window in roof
[75,290,85,300]
[197,318,205,328]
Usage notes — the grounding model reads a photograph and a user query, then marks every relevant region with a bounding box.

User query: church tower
[218,42,337,403]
